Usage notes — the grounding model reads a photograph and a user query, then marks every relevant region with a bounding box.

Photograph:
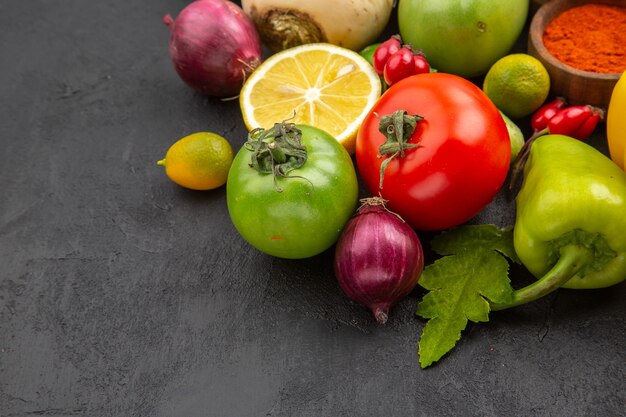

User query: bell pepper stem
[509,128,548,191]
[490,244,593,311]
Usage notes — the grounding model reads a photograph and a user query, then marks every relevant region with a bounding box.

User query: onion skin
[334,198,424,324]
[164,0,262,97]
[241,0,394,52]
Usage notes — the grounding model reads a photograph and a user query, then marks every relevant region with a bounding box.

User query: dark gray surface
[1,1,624,416]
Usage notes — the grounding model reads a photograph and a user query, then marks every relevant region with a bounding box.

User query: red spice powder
[543,3,626,74]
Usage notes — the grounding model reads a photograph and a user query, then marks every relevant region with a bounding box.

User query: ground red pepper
[543,4,626,74]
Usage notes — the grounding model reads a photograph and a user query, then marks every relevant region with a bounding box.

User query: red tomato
[355,73,510,231]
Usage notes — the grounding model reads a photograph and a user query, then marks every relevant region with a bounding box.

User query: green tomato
[227,124,359,259]
[398,0,529,78]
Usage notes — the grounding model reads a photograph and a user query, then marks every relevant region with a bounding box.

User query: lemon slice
[239,43,382,155]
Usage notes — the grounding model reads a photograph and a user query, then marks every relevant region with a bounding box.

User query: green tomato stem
[377,110,423,189]
[490,244,593,311]
[244,119,308,191]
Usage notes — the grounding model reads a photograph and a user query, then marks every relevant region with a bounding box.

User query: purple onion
[334,197,424,324]
[163,0,262,97]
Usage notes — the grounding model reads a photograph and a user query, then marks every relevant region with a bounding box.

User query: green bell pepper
[492,134,626,310]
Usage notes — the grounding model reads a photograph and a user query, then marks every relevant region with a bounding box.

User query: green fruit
[359,43,380,67]
[483,54,550,119]
[398,0,529,78]
[500,111,525,162]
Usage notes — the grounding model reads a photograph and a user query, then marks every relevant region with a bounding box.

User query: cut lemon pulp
[239,43,382,155]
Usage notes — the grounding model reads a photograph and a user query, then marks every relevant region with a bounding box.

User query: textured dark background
[1,1,624,416]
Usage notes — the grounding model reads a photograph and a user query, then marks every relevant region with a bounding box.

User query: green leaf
[418,315,467,369]
[416,224,516,368]
[431,224,521,264]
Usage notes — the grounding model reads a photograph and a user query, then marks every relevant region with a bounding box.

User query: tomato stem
[377,110,423,189]
[245,117,309,192]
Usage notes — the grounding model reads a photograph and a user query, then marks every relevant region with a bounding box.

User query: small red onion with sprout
[334,197,424,324]
[163,0,262,97]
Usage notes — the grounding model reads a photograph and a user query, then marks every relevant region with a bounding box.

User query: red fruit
[530,97,567,132]
[373,35,402,76]
[548,105,604,141]
[412,54,430,75]
[383,47,416,86]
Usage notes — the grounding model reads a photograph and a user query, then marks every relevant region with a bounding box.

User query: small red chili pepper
[530,97,568,132]
[547,105,604,141]
[570,110,603,140]
[510,104,604,189]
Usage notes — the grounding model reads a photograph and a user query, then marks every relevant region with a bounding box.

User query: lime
[483,53,551,119]
[359,43,380,67]
[157,132,233,190]
[500,111,525,162]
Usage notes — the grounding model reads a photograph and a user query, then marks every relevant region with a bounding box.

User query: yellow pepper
[607,71,626,170]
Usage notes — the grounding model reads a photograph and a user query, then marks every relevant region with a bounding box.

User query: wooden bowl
[528,0,622,110]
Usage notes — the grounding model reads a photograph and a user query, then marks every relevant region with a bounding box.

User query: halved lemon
[239,43,382,155]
